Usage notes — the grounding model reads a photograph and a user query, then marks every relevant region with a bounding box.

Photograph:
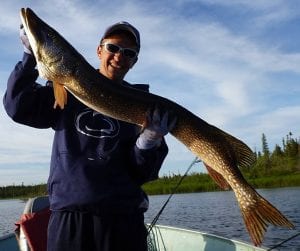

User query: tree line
[1,132,299,198]
[0,183,47,199]
[242,132,300,177]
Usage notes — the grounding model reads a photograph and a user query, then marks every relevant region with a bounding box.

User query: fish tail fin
[53,82,67,109]
[240,192,294,246]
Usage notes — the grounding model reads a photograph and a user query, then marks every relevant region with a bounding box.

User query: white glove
[136,107,176,150]
[19,24,32,54]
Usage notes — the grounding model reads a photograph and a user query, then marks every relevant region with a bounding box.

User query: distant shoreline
[142,172,300,195]
[1,172,299,199]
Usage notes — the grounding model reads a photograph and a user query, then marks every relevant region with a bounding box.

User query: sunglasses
[101,42,138,59]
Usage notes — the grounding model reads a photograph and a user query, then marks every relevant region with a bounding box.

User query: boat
[0,196,268,251]
[0,225,268,251]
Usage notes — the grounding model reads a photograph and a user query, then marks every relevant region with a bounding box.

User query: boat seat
[15,196,50,251]
[23,196,49,214]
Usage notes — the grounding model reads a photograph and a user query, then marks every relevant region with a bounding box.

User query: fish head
[20,8,76,82]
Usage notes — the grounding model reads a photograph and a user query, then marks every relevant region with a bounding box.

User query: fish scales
[20,7,294,246]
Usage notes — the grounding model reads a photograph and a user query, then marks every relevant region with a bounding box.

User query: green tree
[262,133,270,158]
[261,133,271,171]
[284,132,299,158]
[272,144,283,157]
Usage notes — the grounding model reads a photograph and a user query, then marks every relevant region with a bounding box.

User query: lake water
[1,187,299,250]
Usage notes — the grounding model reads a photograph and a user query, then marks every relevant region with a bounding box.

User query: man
[4,21,173,251]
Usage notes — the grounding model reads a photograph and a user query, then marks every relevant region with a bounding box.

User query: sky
[0,0,299,186]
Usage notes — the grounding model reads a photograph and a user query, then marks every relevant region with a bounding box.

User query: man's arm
[131,138,169,184]
[3,53,59,128]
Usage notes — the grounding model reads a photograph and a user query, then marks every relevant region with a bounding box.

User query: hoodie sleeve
[131,139,168,184]
[3,53,59,128]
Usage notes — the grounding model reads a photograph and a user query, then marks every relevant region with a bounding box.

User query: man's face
[97,33,138,83]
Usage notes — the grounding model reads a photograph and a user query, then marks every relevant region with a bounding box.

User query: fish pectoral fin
[53,82,68,109]
[204,163,231,190]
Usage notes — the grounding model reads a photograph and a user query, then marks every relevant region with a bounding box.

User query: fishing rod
[267,232,300,250]
[147,156,201,234]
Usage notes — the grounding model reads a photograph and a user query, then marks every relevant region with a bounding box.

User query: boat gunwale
[148,224,269,251]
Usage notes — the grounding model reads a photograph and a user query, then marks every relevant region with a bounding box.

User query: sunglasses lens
[106,43,120,53]
[123,49,137,59]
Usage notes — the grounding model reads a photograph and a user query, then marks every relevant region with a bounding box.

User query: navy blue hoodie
[3,53,168,214]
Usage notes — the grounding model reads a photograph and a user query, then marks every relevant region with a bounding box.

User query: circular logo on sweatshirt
[75,109,120,161]
[75,109,120,139]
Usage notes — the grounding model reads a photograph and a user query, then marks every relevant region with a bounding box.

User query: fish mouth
[20,8,50,57]
[20,8,39,41]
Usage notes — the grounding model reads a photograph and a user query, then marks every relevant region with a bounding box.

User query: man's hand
[136,107,176,150]
[20,24,32,54]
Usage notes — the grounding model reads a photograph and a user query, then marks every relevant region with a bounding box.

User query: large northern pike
[20,8,294,246]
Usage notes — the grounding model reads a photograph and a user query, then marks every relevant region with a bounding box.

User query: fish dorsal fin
[204,163,231,190]
[53,82,68,109]
[226,134,255,168]
[211,124,255,168]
